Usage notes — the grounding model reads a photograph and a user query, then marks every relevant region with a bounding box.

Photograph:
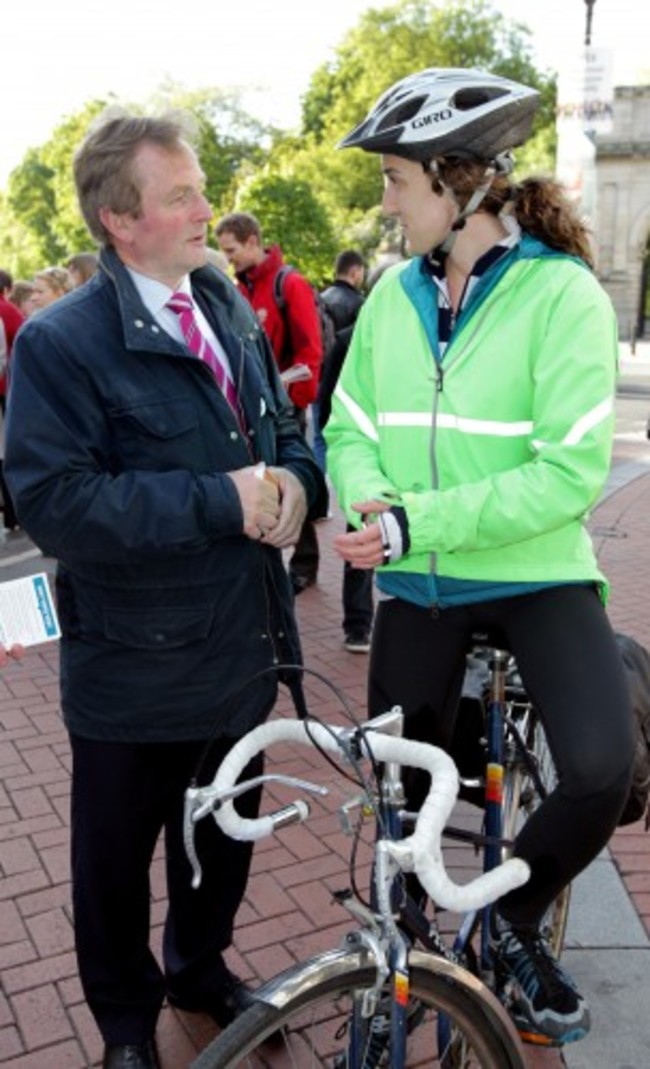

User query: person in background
[10,280,36,318]
[215,211,324,595]
[0,270,25,533]
[311,249,367,473]
[316,251,374,653]
[66,251,99,287]
[31,266,73,310]
[325,67,634,1046]
[5,108,326,1069]
[320,249,367,332]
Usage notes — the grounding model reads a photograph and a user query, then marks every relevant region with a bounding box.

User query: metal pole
[584,0,597,45]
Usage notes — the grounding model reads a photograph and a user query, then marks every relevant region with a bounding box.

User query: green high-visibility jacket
[325,236,619,601]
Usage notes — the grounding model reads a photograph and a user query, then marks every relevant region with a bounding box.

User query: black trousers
[70,734,262,1045]
[342,524,374,634]
[369,586,635,928]
[289,407,320,582]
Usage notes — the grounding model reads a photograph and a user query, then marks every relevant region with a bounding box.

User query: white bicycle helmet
[338,68,540,164]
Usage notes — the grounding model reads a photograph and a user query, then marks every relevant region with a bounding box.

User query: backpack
[615,631,650,828]
[273,265,338,362]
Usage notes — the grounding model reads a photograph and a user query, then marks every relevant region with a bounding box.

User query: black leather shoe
[168,972,257,1029]
[103,1040,161,1069]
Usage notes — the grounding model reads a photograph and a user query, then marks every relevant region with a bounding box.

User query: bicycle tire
[191,945,526,1069]
[502,703,571,957]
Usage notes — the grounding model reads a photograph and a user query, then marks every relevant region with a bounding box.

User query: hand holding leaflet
[0,573,61,648]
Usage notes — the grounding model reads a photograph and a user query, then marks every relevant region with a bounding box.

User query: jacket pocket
[110,395,198,439]
[109,395,200,468]
[103,605,214,649]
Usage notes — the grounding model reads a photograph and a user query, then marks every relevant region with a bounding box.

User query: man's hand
[333,499,390,569]
[0,644,25,667]
[228,465,281,541]
[261,467,308,548]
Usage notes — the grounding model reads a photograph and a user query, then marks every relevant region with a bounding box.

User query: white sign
[557,46,614,134]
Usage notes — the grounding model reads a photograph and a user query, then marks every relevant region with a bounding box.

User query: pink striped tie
[167,292,242,424]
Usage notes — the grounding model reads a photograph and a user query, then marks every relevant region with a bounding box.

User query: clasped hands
[229,464,307,548]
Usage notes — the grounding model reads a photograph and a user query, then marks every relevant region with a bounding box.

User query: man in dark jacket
[319,249,366,333]
[5,110,326,1069]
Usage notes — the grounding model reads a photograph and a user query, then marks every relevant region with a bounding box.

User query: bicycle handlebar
[188,717,529,913]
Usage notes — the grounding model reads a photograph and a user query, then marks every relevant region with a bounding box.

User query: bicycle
[183,672,536,1068]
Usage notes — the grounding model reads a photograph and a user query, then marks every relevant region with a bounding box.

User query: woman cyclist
[324,67,635,1046]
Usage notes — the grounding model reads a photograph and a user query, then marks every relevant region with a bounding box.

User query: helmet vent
[377,96,427,133]
[453,86,509,111]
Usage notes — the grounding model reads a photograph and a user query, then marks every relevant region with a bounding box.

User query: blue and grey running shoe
[493,922,590,1044]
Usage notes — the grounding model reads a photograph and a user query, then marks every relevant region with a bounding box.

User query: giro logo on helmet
[412,109,453,129]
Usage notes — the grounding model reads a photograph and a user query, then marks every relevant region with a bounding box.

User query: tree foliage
[0,0,558,277]
[233,170,338,286]
[289,0,556,251]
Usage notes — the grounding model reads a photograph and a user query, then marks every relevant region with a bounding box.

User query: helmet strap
[429,161,498,257]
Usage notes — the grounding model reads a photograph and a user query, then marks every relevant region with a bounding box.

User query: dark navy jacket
[5,248,327,742]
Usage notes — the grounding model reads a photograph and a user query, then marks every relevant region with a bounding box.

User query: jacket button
[134,319,144,329]
[151,324,160,333]
[154,632,166,642]
[230,431,238,441]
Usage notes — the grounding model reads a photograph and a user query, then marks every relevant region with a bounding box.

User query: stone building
[595,84,650,340]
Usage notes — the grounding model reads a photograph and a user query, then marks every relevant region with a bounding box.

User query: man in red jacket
[216,213,323,593]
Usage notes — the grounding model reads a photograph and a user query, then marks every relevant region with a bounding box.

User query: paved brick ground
[1,472,649,1068]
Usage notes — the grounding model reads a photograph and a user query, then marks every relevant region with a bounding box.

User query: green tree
[4,148,67,269]
[40,100,108,255]
[234,170,338,286]
[3,100,107,274]
[0,192,44,278]
[268,0,557,254]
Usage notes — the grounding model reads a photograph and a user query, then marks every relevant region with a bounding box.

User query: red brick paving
[1,473,650,1067]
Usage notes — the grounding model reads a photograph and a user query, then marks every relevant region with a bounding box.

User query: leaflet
[280,363,312,385]
[0,572,61,648]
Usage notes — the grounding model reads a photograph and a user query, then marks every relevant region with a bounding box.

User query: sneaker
[344,631,371,654]
[492,918,590,1044]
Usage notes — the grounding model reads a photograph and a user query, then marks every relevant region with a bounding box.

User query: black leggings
[368,586,635,928]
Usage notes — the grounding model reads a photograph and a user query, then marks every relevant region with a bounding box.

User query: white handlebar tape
[210,719,529,911]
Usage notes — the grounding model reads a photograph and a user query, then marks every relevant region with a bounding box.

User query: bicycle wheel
[502,702,571,957]
[191,946,526,1069]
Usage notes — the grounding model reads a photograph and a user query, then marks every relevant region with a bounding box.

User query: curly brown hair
[434,160,594,269]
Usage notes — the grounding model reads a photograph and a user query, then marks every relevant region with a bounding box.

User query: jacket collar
[98,246,263,355]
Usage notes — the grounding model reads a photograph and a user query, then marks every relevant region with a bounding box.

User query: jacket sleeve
[324,297,403,525]
[281,272,323,409]
[316,324,354,429]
